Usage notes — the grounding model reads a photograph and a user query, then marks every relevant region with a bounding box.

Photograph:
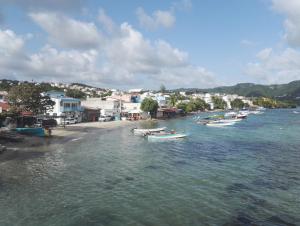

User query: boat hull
[15,127,45,137]
[133,127,166,135]
[147,133,187,140]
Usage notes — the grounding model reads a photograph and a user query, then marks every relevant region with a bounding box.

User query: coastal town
[0,80,256,128]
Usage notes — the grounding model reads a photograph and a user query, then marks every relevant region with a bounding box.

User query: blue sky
[0,0,299,89]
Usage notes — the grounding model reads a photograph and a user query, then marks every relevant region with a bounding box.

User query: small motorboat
[293,111,300,114]
[205,118,237,127]
[224,111,237,117]
[15,127,45,137]
[147,133,187,140]
[133,127,166,135]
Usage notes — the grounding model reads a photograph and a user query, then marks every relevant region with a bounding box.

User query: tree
[193,98,209,111]
[176,102,188,112]
[8,83,55,115]
[231,98,245,109]
[66,89,86,99]
[212,96,227,109]
[141,98,159,118]
[169,94,177,107]
[160,84,166,93]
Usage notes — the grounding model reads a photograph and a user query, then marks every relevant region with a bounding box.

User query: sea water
[0,109,299,225]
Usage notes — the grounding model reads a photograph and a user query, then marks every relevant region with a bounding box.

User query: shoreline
[0,120,142,162]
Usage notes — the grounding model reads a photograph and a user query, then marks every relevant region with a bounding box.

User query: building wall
[81,98,121,116]
[122,102,141,112]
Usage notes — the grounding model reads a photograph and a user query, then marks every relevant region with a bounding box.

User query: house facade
[44,91,82,124]
[81,97,121,118]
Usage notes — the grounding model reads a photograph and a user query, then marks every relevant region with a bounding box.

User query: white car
[98,116,111,122]
[64,118,77,124]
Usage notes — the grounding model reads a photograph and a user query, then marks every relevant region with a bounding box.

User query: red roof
[0,102,9,111]
[158,108,177,113]
[21,111,33,116]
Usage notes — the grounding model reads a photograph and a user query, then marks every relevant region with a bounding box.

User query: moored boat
[15,127,45,137]
[133,127,166,135]
[147,133,187,140]
[206,121,236,127]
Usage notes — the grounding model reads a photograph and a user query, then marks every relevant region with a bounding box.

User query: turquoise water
[0,109,300,226]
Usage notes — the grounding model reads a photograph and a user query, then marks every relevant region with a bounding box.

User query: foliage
[173,80,300,105]
[0,79,19,91]
[160,84,166,93]
[141,98,159,118]
[169,94,177,107]
[230,98,246,109]
[39,83,64,92]
[66,89,86,99]
[192,98,210,111]
[253,97,296,109]
[176,98,209,113]
[212,96,227,109]
[7,83,55,115]
[176,102,188,112]
[100,90,112,98]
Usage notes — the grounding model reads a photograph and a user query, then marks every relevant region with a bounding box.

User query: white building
[204,93,214,109]
[140,92,168,107]
[81,97,121,117]
[44,91,82,124]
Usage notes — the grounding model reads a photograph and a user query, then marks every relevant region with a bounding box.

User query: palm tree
[169,94,177,107]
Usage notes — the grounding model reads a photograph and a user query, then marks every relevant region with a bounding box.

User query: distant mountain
[175,80,300,104]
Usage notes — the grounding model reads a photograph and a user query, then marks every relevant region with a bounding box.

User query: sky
[0,0,300,89]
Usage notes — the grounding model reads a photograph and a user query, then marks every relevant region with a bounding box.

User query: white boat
[293,111,300,114]
[219,118,242,123]
[257,107,266,111]
[205,118,239,127]
[133,127,166,135]
[225,111,237,117]
[147,133,187,140]
[206,121,236,127]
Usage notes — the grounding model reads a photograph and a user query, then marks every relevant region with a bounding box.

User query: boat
[224,111,237,117]
[237,111,248,119]
[15,127,45,137]
[147,133,187,140]
[133,127,166,135]
[257,107,266,111]
[206,121,236,127]
[293,111,300,114]
[219,118,242,123]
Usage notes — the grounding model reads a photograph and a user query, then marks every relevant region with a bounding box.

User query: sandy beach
[52,120,139,137]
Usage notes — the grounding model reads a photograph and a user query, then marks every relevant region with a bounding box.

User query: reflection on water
[0,109,300,226]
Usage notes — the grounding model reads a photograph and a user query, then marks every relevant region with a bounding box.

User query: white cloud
[0,12,216,89]
[0,29,24,56]
[256,48,272,61]
[136,7,176,30]
[246,48,300,84]
[272,0,300,46]
[98,9,116,34]
[29,12,102,50]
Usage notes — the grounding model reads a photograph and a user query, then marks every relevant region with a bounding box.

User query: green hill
[175,80,300,105]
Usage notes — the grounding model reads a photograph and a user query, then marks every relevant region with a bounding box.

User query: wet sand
[52,120,139,137]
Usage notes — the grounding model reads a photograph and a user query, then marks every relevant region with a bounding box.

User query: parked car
[42,119,57,127]
[98,115,111,122]
[64,118,77,124]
